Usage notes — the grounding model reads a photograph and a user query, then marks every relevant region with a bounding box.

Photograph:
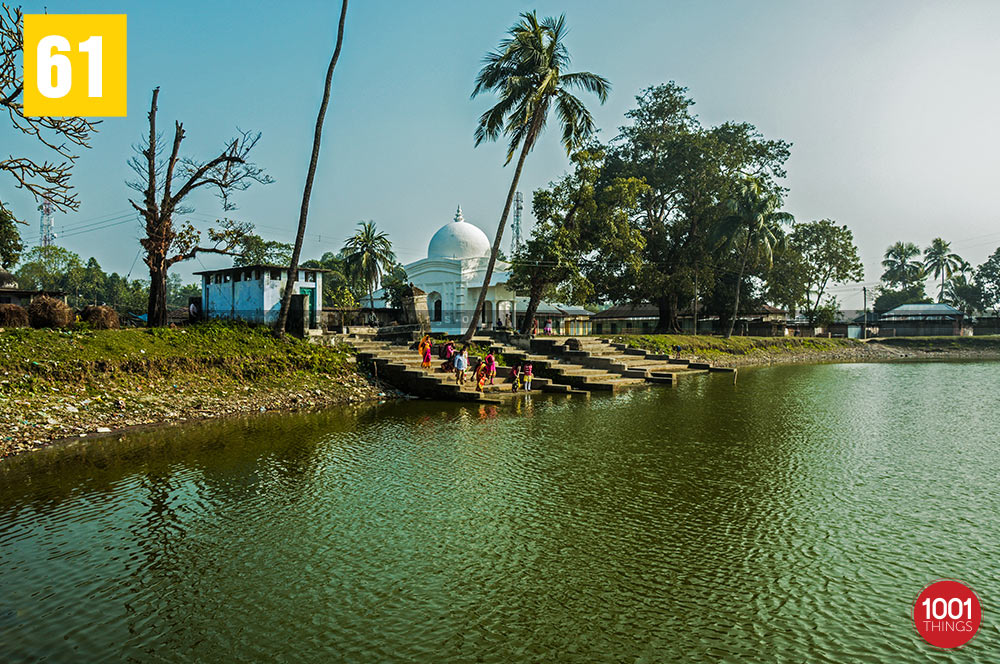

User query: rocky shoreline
[5,330,999,460]
[696,341,1000,368]
[1,366,404,460]
[690,342,1000,367]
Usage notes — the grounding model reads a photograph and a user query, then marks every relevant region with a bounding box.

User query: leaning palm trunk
[276,0,348,336]
[726,233,752,338]
[519,281,545,334]
[461,125,537,343]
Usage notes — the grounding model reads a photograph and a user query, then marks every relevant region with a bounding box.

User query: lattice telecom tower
[38,199,56,247]
[511,191,523,254]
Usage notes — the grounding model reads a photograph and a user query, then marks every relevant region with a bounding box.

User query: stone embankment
[350,335,589,402]
[0,323,398,459]
[602,333,1000,367]
[348,334,731,400]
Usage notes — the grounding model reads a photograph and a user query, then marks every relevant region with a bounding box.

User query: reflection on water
[1,361,999,662]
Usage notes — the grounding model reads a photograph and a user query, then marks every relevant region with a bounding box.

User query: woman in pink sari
[421,341,432,369]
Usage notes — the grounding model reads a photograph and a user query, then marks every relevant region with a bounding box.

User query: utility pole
[863,286,868,339]
[692,272,698,336]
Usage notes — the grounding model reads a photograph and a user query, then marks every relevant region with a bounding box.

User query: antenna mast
[511,191,523,254]
[38,199,56,247]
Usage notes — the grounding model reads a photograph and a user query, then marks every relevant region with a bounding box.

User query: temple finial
[454,205,464,223]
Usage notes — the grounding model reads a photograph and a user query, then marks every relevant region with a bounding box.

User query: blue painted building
[194,264,324,328]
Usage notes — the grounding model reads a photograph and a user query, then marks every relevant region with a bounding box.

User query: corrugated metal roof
[883,303,961,315]
[886,302,962,314]
[880,302,965,321]
[514,298,592,317]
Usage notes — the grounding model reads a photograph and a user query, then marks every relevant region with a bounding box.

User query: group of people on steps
[417,336,533,393]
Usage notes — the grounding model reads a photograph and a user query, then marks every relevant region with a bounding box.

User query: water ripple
[1,362,999,662]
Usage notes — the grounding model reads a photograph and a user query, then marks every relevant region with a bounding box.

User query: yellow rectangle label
[22,14,127,117]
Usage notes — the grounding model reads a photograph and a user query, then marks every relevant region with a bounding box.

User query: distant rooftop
[881,303,964,320]
[591,302,785,320]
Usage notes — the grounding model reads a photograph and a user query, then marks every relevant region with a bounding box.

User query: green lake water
[1,361,998,662]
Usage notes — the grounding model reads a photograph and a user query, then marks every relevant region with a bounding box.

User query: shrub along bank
[0,322,391,457]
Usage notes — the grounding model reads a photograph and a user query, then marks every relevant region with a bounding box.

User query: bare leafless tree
[0,3,100,222]
[275,0,349,337]
[128,87,271,327]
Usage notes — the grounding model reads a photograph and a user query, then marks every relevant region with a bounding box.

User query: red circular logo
[913,579,982,648]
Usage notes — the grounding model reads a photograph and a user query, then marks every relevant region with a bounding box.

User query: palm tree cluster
[877,237,988,313]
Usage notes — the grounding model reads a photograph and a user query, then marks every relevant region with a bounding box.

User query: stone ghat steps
[489,343,648,392]
[603,341,737,374]
[523,337,729,384]
[351,342,589,401]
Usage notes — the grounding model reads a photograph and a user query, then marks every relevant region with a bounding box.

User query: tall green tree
[462,11,610,342]
[343,221,395,308]
[712,178,793,338]
[303,250,358,307]
[923,237,963,302]
[602,83,790,331]
[275,0,350,336]
[0,205,23,269]
[512,147,645,332]
[234,233,293,267]
[943,274,982,316]
[768,219,863,323]
[975,247,1000,317]
[881,241,924,287]
[14,245,82,291]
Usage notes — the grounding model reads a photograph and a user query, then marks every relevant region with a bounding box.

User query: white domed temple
[402,206,517,335]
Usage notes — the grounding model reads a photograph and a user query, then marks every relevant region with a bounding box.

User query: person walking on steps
[454,348,468,384]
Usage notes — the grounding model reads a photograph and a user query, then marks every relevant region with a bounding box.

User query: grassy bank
[0,322,390,457]
[601,334,863,364]
[602,333,1000,366]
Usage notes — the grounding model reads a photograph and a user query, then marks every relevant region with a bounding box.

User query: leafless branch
[129,87,271,325]
[1,3,101,219]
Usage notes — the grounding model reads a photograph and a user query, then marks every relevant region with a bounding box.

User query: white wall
[202,269,322,325]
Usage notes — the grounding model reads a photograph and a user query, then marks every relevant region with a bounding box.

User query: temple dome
[427,206,491,260]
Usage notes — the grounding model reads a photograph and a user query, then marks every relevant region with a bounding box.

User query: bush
[28,296,73,329]
[0,303,29,327]
[79,304,120,330]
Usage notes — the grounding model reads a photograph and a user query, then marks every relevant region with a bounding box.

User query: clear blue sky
[7,0,1000,308]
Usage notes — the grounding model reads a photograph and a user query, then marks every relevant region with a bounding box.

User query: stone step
[576,377,648,392]
[548,366,608,376]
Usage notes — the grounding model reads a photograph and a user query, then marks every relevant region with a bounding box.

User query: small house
[0,269,67,307]
[194,264,325,329]
[877,303,970,337]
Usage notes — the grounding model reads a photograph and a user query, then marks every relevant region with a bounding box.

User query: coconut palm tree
[275,0,349,336]
[943,273,982,316]
[880,241,924,287]
[923,237,963,302]
[713,178,793,338]
[461,11,610,342]
[343,221,395,309]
